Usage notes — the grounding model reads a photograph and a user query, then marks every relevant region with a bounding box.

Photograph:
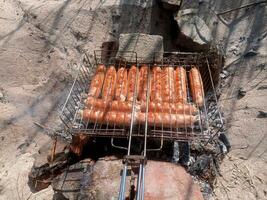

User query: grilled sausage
[127,65,139,101]
[102,66,117,101]
[138,112,196,128]
[84,97,140,112]
[115,67,128,101]
[189,67,204,107]
[138,65,149,102]
[84,97,108,110]
[88,64,106,97]
[80,109,136,126]
[79,108,104,123]
[162,66,175,102]
[140,101,197,115]
[150,66,162,102]
[174,67,187,103]
[80,109,196,127]
[110,100,139,112]
[105,111,134,126]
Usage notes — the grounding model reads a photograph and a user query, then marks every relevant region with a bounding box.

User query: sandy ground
[213,55,267,200]
[0,0,266,200]
[199,1,267,199]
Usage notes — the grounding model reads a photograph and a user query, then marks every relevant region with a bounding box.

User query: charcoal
[190,155,210,175]
[172,141,179,163]
[218,140,228,154]
[257,110,267,118]
[179,142,190,166]
[218,133,231,151]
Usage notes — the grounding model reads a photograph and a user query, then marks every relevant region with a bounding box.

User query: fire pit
[58,50,224,199]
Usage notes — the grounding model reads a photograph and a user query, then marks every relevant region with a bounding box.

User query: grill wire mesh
[60,50,223,143]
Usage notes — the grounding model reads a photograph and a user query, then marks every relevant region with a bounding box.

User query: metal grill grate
[60,50,223,142]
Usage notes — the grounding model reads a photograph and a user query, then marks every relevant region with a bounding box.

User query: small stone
[237,88,246,99]
[257,85,267,90]
[222,70,229,77]
[17,141,29,150]
[220,73,226,78]
[244,49,258,57]
[257,111,267,118]
[0,91,3,100]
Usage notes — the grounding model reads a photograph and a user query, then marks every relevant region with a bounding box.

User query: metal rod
[141,166,145,200]
[127,66,139,156]
[118,165,127,200]
[111,138,128,151]
[119,64,140,200]
[143,65,151,157]
[136,163,143,200]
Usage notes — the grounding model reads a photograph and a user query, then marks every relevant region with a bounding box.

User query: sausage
[84,97,109,110]
[79,108,104,123]
[138,65,149,102]
[80,109,136,126]
[80,109,196,127]
[174,67,187,103]
[161,66,175,102]
[150,66,162,102]
[102,66,117,101]
[137,112,196,128]
[140,101,197,115]
[105,111,134,126]
[115,67,128,101]
[110,100,140,112]
[127,65,139,101]
[189,67,204,107]
[88,64,106,97]
[84,97,140,112]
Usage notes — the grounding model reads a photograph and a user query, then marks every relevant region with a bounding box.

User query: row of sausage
[88,64,204,106]
[78,64,204,128]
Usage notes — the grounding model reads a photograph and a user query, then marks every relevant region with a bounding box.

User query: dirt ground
[0,0,266,200]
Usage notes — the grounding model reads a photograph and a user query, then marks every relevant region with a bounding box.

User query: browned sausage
[84,97,140,112]
[127,65,139,101]
[105,111,134,126]
[79,108,104,123]
[161,66,175,102]
[138,65,149,101]
[110,100,140,112]
[189,67,204,107]
[84,97,108,110]
[137,112,196,128]
[88,64,106,97]
[80,108,196,127]
[80,109,136,126]
[140,101,197,115]
[150,66,162,102]
[102,66,117,101]
[115,67,128,101]
[174,67,187,103]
